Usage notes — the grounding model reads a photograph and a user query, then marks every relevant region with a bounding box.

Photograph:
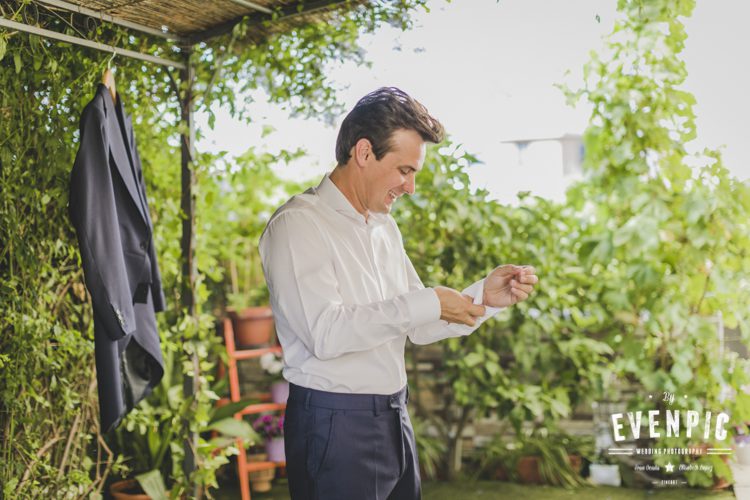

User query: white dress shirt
[258,173,502,394]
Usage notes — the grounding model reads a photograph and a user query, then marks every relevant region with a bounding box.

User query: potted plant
[226,286,274,348]
[252,414,285,463]
[260,351,288,403]
[224,233,276,348]
[479,428,591,488]
[109,344,259,499]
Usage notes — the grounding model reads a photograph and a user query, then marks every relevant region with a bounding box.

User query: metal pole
[0,17,186,69]
[225,0,272,14]
[178,45,201,499]
[35,0,185,41]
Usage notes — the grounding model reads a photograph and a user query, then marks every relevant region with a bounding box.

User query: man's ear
[353,138,373,166]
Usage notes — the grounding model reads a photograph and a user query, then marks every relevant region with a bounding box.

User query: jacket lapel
[98,85,149,226]
[123,111,134,151]
[122,111,155,231]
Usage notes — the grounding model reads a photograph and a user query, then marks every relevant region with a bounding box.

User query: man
[259,87,538,500]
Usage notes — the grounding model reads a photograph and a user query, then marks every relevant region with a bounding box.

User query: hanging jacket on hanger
[69,83,166,433]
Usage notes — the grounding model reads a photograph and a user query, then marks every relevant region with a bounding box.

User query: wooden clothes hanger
[102,50,117,103]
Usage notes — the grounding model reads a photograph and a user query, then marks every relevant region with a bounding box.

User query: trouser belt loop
[304,391,311,410]
[373,395,379,416]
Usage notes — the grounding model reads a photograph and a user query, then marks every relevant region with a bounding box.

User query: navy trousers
[284,383,421,500]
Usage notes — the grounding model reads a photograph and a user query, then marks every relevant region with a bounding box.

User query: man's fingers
[512,289,529,302]
[517,273,538,285]
[469,303,486,317]
[495,264,517,275]
[464,315,477,327]
[518,265,536,275]
[511,280,533,294]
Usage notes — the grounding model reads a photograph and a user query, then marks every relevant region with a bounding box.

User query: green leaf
[135,470,169,500]
[14,52,22,74]
[464,352,482,368]
[485,361,500,377]
[209,397,260,423]
[207,417,257,441]
[670,361,692,385]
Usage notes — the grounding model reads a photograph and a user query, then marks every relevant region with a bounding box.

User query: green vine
[0,1,429,497]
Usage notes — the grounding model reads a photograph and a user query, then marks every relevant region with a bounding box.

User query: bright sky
[198,0,750,203]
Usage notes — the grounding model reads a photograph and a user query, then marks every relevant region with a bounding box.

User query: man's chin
[374,200,393,213]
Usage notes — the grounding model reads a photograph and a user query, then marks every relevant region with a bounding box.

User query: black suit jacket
[69,84,165,433]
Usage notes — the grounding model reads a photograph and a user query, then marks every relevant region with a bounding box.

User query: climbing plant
[0,0,429,497]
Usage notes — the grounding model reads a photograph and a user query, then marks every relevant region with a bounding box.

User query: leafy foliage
[395,0,750,484]
[0,0,429,497]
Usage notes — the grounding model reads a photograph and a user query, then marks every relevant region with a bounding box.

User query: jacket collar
[315,173,388,227]
[96,84,149,227]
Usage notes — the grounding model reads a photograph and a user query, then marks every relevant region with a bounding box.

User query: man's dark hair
[335,87,445,166]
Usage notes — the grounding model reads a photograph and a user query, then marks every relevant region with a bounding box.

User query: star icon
[664,462,674,473]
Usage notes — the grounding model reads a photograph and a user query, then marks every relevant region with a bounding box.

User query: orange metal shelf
[215,398,286,416]
[245,460,286,473]
[241,402,286,415]
[231,345,282,360]
[219,316,286,500]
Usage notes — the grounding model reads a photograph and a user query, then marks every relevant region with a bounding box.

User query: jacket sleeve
[69,102,136,340]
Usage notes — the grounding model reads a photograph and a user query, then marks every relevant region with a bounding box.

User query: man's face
[362,128,426,214]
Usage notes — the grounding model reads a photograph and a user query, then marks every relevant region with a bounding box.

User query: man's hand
[483,265,538,308]
[434,286,486,326]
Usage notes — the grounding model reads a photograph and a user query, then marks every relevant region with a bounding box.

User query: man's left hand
[483,265,538,308]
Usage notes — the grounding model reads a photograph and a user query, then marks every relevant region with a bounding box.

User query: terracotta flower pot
[229,306,274,347]
[516,454,581,485]
[516,455,543,484]
[569,454,582,473]
[110,479,151,500]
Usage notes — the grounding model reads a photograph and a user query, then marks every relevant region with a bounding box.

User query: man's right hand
[434,286,486,326]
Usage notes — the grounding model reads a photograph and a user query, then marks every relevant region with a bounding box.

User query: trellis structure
[0,0,365,496]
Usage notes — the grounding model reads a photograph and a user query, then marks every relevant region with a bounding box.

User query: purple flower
[252,413,284,439]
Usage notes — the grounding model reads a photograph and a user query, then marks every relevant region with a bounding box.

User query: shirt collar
[316,173,389,227]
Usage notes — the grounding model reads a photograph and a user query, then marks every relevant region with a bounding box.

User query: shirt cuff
[404,288,441,328]
[472,278,502,317]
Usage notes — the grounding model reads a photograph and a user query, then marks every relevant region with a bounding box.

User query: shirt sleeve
[405,250,504,345]
[259,210,441,361]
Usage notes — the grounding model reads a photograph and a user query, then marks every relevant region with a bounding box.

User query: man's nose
[403,176,416,195]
